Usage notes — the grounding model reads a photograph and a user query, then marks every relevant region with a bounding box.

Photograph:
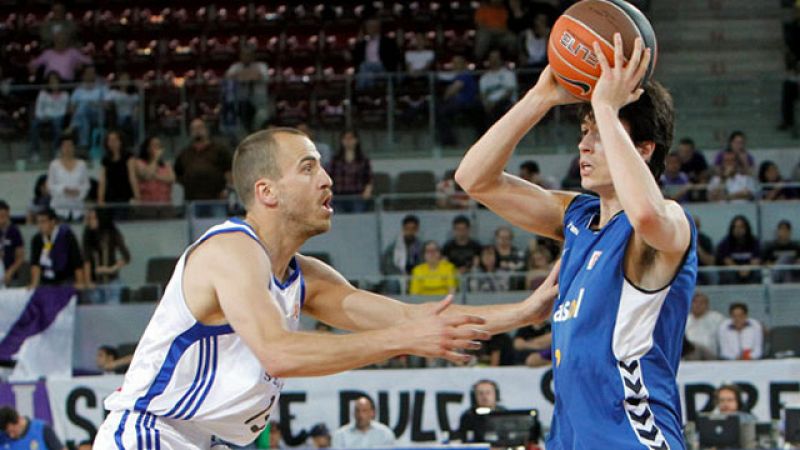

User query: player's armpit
[297,254,414,332]
[464,173,577,241]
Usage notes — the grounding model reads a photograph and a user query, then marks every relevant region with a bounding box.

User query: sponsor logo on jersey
[553,288,584,323]
[587,250,603,270]
[567,221,579,236]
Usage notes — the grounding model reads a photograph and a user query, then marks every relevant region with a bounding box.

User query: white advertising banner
[36,360,800,447]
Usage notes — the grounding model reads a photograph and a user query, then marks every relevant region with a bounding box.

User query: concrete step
[651,0,786,20]
[654,18,783,50]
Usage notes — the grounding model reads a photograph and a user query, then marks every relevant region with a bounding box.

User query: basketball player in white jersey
[94,128,560,449]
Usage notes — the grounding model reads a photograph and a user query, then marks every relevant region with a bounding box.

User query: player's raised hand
[521,259,561,325]
[591,34,650,111]
[400,295,490,364]
[531,66,582,108]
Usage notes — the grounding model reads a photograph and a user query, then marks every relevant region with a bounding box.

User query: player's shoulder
[193,230,269,268]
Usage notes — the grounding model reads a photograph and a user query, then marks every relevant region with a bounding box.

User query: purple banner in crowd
[0,286,75,361]
[0,380,54,425]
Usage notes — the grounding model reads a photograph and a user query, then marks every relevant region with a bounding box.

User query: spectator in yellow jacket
[409,241,459,295]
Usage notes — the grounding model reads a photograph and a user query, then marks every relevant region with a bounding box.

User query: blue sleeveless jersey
[0,417,47,448]
[547,195,697,450]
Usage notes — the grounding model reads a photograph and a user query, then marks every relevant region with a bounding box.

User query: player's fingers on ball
[634,49,651,82]
[613,33,624,70]
[627,38,643,75]
[592,42,610,71]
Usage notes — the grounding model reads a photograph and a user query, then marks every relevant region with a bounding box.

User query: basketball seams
[597,0,643,43]
[562,14,615,52]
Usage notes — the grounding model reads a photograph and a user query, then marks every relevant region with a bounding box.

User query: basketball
[547,0,658,100]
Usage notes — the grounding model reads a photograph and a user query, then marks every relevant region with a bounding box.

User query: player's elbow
[628,205,664,234]
[259,353,299,378]
[455,165,494,196]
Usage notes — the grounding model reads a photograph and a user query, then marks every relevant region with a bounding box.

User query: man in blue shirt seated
[0,406,65,450]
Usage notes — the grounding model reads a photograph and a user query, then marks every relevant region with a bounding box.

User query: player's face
[578,118,645,194]
[717,389,738,413]
[274,135,334,237]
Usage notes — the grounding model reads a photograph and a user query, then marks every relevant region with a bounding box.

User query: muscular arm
[300,255,559,336]
[196,236,485,377]
[455,70,578,240]
[594,104,690,254]
[591,36,690,255]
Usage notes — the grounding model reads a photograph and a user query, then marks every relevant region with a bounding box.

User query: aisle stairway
[649,0,793,149]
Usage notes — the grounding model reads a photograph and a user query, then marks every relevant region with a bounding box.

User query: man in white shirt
[685,292,725,358]
[479,50,517,128]
[718,302,763,360]
[332,397,395,449]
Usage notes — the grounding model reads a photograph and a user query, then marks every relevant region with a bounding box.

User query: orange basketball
[547,0,657,100]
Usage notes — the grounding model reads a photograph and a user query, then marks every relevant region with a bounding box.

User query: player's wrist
[524,88,558,111]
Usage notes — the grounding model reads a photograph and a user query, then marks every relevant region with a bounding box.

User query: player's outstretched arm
[590,35,690,254]
[300,255,559,335]
[201,235,489,377]
[455,67,579,241]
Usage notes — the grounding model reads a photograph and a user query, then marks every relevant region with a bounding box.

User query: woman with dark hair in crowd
[98,130,139,208]
[715,215,761,284]
[327,129,373,213]
[758,160,798,200]
[82,207,130,304]
[135,136,175,204]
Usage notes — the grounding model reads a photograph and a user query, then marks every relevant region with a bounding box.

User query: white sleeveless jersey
[104,218,304,445]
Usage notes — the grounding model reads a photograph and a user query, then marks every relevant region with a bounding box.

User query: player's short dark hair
[233,128,308,207]
[35,208,58,221]
[0,200,8,211]
[520,160,540,174]
[580,81,675,180]
[402,215,420,226]
[0,406,19,431]
[453,215,471,227]
[778,219,792,230]
[729,302,748,315]
[99,345,119,359]
[678,137,695,148]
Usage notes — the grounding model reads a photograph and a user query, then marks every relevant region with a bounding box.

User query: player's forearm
[593,104,666,225]
[259,328,405,377]
[455,90,553,193]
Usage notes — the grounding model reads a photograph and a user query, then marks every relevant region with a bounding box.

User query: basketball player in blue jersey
[456,35,696,450]
[94,126,561,449]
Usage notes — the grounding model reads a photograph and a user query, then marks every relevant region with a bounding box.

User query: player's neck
[242,213,305,281]
[597,193,623,229]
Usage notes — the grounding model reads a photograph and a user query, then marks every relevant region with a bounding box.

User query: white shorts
[94,410,214,450]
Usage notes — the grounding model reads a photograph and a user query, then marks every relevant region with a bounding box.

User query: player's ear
[254,178,278,207]
[637,141,656,161]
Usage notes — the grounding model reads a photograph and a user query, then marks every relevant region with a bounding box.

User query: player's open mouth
[322,195,333,213]
[580,161,593,176]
